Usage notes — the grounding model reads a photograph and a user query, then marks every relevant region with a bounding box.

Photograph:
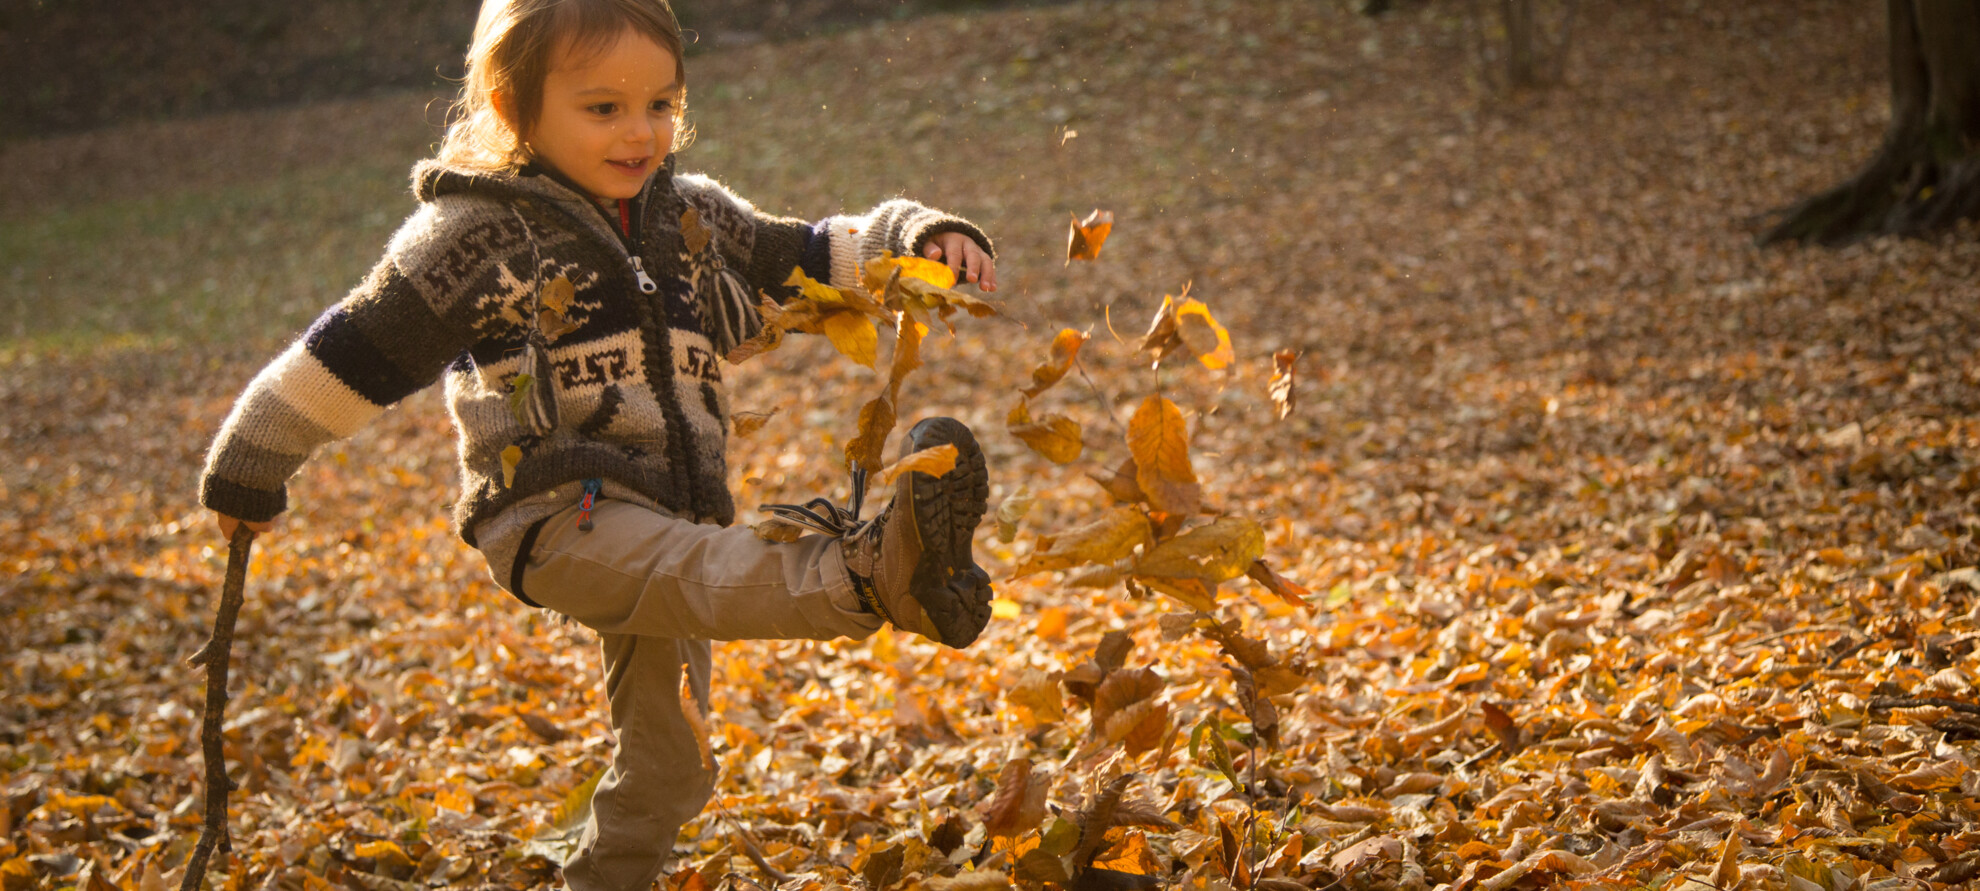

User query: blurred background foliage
[0,0,1048,137]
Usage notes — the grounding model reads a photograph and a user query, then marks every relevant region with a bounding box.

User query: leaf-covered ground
[8,0,1980,889]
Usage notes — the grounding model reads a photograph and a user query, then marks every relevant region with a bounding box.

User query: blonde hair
[440,0,690,173]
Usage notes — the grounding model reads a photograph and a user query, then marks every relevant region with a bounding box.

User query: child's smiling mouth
[608,158,650,175]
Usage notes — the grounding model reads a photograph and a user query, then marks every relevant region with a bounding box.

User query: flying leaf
[679,672,714,772]
[1104,699,1170,756]
[1023,328,1090,398]
[1174,298,1234,370]
[784,266,846,305]
[1133,517,1265,583]
[1269,349,1298,420]
[877,443,958,488]
[863,252,1002,333]
[997,485,1035,543]
[1008,668,1064,725]
[1127,395,1200,517]
[1134,575,1218,611]
[1245,558,1316,612]
[1014,507,1153,577]
[820,312,879,368]
[1007,397,1084,464]
[536,308,579,341]
[723,301,786,364]
[1066,209,1114,263]
[731,409,778,439]
[862,251,956,294]
[1093,666,1161,723]
[752,519,806,543]
[500,445,522,489]
[1088,457,1148,505]
[843,392,896,475]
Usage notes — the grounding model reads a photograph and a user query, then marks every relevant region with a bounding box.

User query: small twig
[180,524,256,891]
[715,805,792,885]
[1074,356,1129,440]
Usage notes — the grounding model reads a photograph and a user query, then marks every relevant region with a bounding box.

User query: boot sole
[901,417,993,647]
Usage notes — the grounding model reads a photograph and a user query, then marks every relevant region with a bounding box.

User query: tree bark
[1761,0,1980,246]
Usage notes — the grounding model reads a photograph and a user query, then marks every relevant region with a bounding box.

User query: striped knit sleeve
[811,200,995,293]
[673,173,994,301]
[199,257,466,522]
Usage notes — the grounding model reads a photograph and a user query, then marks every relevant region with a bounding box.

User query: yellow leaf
[1134,517,1265,583]
[1175,298,1234,370]
[820,312,879,368]
[1127,395,1200,516]
[752,519,805,543]
[1014,507,1153,577]
[991,597,1021,619]
[501,445,522,489]
[892,255,958,290]
[1022,328,1090,398]
[1134,575,1218,611]
[784,266,845,304]
[1007,398,1084,464]
[878,443,958,487]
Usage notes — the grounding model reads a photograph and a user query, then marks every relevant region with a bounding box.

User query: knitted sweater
[199,155,993,544]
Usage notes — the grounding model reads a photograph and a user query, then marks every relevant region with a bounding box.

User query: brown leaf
[980,759,1050,838]
[1104,700,1170,756]
[1023,328,1091,398]
[1134,575,1218,612]
[680,208,711,255]
[996,485,1034,543]
[1008,397,1085,464]
[1245,559,1316,612]
[1269,349,1298,420]
[1092,667,1163,735]
[1009,669,1065,725]
[844,392,897,474]
[1066,209,1113,263]
[1482,702,1524,754]
[1088,457,1148,505]
[731,409,777,439]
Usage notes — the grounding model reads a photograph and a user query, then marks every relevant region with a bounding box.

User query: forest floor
[7,0,1980,889]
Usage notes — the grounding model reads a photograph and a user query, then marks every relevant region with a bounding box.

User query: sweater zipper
[620,198,658,294]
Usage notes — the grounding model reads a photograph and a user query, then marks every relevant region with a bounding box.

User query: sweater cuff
[906,218,996,261]
[201,476,288,524]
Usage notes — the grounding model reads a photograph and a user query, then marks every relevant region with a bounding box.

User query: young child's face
[527,27,680,201]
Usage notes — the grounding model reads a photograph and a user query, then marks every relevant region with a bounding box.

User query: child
[198,0,999,886]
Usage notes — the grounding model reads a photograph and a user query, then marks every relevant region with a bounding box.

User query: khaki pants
[512,499,882,890]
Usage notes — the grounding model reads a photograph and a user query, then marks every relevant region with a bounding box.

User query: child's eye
[587,103,617,116]
[650,99,675,113]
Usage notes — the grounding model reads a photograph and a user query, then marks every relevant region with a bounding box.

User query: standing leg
[560,634,714,891]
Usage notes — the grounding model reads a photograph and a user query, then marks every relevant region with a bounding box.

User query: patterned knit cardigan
[199,156,993,545]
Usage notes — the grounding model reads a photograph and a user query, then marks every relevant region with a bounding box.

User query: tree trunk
[1761,0,1980,246]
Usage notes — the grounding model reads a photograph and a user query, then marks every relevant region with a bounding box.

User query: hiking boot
[841,417,993,646]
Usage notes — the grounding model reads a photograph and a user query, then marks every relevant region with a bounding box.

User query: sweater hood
[411,155,679,210]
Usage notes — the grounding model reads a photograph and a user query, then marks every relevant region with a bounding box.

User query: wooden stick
[180,525,255,891]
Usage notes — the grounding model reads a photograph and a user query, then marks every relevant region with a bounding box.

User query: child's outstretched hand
[923,233,997,293]
[215,512,274,539]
